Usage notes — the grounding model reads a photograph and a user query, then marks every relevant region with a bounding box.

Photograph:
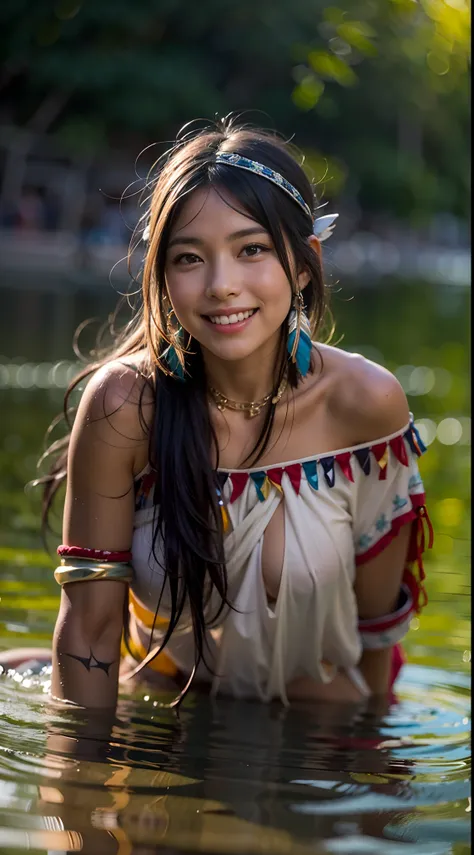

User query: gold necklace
[209,376,288,419]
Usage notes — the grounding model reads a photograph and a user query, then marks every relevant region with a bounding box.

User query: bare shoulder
[317,344,410,444]
[73,353,155,456]
[64,353,155,554]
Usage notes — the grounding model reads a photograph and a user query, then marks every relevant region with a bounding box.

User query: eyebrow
[167,226,269,250]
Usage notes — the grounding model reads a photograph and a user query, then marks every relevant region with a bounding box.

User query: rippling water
[0,663,470,855]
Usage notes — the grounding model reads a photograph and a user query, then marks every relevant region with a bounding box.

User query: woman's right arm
[51,361,151,710]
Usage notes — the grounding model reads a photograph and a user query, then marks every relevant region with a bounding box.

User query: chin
[206,344,260,363]
[199,337,266,363]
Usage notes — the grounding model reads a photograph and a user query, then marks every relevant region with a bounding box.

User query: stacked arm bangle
[54,546,134,586]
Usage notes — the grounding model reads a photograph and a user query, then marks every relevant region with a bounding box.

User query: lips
[202,308,259,334]
[205,309,258,326]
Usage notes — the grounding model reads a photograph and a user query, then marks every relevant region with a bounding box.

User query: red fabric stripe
[409,491,427,509]
[356,500,431,617]
[229,472,249,503]
[57,545,132,562]
[355,508,419,565]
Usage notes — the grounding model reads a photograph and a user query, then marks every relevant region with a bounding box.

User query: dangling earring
[163,312,185,380]
[287,291,312,378]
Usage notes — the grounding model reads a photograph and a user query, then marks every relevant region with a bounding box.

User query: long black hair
[41,117,332,703]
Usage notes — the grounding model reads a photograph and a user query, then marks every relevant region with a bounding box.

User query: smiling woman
[2,116,433,711]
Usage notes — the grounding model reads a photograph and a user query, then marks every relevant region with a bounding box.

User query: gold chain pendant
[209,376,287,419]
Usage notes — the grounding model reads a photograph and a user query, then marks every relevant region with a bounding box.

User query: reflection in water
[0,664,470,854]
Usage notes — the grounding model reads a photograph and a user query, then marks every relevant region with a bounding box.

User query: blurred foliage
[0,0,470,220]
[0,280,470,674]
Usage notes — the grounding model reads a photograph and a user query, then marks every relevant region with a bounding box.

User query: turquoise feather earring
[287,291,312,378]
[163,338,185,379]
[163,311,185,380]
[286,212,338,377]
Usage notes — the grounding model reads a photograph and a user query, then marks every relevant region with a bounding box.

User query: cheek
[256,268,293,315]
[165,273,199,318]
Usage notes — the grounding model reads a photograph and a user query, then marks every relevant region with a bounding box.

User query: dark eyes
[242,243,270,257]
[173,252,201,265]
[172,244,271,266]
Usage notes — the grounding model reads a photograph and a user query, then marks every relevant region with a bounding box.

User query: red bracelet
[57,545,133,562]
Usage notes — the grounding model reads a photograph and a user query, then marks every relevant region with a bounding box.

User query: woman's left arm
[355,526,412,695]
[346,358,422,696]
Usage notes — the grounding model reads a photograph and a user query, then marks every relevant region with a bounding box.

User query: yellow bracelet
[54,558,134,586]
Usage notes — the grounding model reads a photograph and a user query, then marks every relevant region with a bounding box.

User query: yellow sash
[121,589,178,677]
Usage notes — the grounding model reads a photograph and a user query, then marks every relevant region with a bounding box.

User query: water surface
[0,663,470,854]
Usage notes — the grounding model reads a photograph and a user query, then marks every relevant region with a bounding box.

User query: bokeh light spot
[436,497,464,528]
[16,364,35,389]
[437,417,463,444]
[409,366,436,395]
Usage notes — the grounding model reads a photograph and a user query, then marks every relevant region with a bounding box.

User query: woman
[3,119,432,709]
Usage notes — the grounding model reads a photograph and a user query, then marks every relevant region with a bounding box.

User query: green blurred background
[0,0,470,673]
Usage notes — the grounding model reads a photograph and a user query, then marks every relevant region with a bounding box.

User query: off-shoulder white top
[129,416,429,703]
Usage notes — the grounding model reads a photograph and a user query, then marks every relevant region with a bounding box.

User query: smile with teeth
[207,309,257,325]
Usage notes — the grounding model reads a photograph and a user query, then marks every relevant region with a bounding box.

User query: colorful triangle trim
[134,421,426,510]
[224,422,425,504]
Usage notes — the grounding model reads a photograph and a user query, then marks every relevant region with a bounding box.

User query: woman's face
[164,187,308,366]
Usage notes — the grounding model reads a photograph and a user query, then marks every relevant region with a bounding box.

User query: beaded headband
[216,152,313,218]
[142,153,339,242]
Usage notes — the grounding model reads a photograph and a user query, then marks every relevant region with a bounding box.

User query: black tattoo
[65,648,115,676]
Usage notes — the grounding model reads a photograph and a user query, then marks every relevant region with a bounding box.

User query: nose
[205,257,241,301]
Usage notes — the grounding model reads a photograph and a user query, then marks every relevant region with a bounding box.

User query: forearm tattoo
[65,648,115,676]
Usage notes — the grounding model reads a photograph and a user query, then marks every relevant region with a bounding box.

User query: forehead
[169,186,259,236]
